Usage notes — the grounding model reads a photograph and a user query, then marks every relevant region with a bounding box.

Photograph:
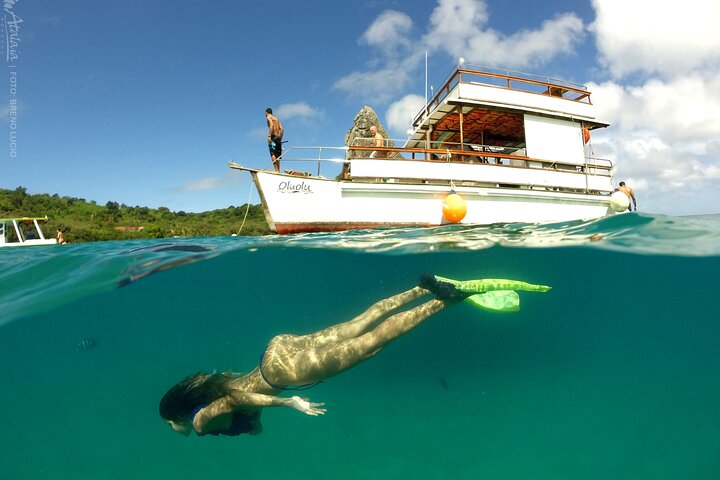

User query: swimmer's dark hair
[159,372,236,422]
[619,181,626,186]
[266,108,272,114]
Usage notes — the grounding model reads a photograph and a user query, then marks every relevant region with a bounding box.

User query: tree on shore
[0,187,272,243]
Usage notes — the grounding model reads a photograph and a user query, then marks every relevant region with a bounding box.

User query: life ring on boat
[443,193,467,222]
[582,126,591,144]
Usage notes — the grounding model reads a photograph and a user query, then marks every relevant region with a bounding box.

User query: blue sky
[2,0,719,215]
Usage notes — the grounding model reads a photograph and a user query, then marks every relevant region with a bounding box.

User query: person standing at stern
[618,181,638,211]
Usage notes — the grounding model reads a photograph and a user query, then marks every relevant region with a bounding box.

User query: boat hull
[249,170,613,234]
[0,239,56,248]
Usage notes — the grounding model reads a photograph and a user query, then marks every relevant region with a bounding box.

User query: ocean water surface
[1,213,719,479]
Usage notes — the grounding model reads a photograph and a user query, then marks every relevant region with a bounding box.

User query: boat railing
[584,156,613,173]
[278,146,349,177]
[460,64,587,92]
[415,64,592,126]
[347,138,612,177]
[348,136,405,151]
[272,141,613,187]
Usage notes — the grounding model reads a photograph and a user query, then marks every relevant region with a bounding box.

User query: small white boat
[230,64,627,234]
[0,216,57,247]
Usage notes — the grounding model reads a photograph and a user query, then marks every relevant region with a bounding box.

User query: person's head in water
[266,108,272,114]
[159,372,235,424]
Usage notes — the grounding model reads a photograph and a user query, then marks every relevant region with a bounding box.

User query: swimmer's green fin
[464,291,520,312]
[434,276,551,294]
[430,275,550,312]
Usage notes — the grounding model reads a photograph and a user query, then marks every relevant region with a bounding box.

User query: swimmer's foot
[419,273,472,301]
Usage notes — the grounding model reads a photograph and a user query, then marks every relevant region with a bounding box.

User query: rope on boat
[237,177,254,235]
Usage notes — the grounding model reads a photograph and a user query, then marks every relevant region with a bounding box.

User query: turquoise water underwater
[1,213,719,479]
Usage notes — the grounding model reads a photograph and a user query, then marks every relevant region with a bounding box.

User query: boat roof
[0,216,48,222]
[406,65,608,149]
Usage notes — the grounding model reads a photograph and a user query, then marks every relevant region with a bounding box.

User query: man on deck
[266,108,284,173]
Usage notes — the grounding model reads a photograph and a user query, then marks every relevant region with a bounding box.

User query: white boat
[0,216,57,247]
[230,65,627,234]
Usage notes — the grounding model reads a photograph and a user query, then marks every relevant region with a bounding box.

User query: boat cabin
[345,65,613,195]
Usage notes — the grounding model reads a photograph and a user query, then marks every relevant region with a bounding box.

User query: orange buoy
[442,193,467,222]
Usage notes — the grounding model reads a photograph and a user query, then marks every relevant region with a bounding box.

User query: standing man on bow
[266,108,284,173]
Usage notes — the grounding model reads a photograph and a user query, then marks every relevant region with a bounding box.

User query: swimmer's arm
[226,392,326,416]
[193,393,325,432]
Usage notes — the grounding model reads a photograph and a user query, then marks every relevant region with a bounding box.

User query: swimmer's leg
[263,298,447,386]
[280,286,430,349]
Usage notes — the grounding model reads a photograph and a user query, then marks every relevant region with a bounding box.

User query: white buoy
[609,191,630,212]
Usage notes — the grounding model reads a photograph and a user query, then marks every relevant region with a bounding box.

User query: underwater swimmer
[159,274,550,437]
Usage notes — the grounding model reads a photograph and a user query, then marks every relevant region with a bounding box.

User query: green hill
[0,187,272,243]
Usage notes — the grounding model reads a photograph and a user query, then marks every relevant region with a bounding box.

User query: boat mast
[424,51,430,156]
[424,51,428,114]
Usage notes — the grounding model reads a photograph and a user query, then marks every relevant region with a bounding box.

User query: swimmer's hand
[290,396,326,416]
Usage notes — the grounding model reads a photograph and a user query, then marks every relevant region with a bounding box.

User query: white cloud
[175,173,242,192]
[333,53,423,102]
[423,0,489,54]
[336,0,586,102]
[708,141,720,159]
[592,0,720,78]
[360,10,414,57]
[386,94,425,135]
[589,73,720,143]
[424,0,585,68]
[177,177,224,192]
[38,14,62,27]
[275,102,324,122]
